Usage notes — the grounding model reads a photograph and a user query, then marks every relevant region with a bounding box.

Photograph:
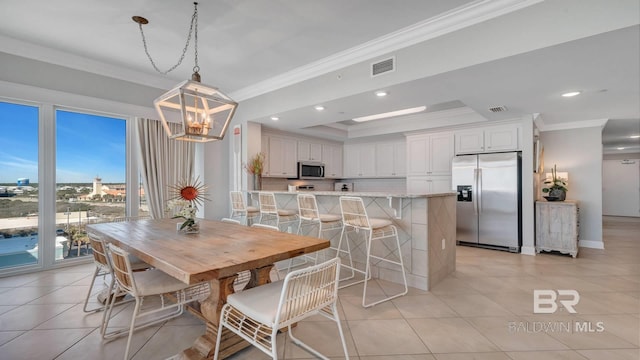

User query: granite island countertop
[250,190,457,198]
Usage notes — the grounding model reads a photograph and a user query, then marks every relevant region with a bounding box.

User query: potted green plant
[542,164,568,201]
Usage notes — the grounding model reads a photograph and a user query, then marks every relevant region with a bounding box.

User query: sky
[0,101,126,184]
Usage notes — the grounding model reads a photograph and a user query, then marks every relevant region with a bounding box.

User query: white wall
[202,137,231,220]
[540,126,604,248]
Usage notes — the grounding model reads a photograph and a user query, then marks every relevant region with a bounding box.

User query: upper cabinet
[344,143,376,178]
[265,135,297,178]
[375,141,406,177]
[297,140,323,161]
[322,143,343,178]
[343,141,405,178]
[455,124,520,155]
[262,132,343,178]
[406,132,454,176]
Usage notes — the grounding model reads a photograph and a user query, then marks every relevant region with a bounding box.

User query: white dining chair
[214,257,349,360]
[102,243,210,360]
[250,223,283,281]
[111,215,151,222]
[220,217,242,225]
[337,196,408,307]
[82,232,150,314]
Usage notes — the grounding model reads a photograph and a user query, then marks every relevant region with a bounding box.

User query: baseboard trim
[579,240,605,249]
[521,246,536,256]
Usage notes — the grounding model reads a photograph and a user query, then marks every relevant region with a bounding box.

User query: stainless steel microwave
[298,161,325,179]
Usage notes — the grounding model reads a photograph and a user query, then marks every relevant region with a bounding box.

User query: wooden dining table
[86,218,329,360]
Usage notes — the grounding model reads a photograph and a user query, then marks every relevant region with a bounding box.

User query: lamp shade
[154,79,238,143]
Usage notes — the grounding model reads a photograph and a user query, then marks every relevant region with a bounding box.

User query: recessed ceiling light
[375,91,387,97]
[630,135,640,139]
[353,106,427,122]
[562,91,581,97]
[270,116,279,121]
[617,147,625,150]
[314,105,325,111]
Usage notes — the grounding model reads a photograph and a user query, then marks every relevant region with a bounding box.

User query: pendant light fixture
[133,2,238,142]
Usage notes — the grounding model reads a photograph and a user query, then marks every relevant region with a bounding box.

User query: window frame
[0,98,139,275]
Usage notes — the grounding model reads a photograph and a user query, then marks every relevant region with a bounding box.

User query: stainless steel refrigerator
[452,152,522,252]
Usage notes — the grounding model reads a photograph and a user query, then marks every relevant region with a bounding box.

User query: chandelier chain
[137,2,199,75]
[193,4,199,73]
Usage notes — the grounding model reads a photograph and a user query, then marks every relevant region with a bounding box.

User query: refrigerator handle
[473,169,479,214]
[477,168,482,213]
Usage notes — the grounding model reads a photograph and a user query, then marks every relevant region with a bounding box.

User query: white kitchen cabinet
[297,141,323,161]
[455,124,519,154]
[322,144,343,178]
[454,130,484,154]
[406,132,454,176]
[376,141,406,177]
[344,143,376,178]
[536,200,579,258]
[485,126,519,152]
[266,135,297,178]
[407,176,452,193]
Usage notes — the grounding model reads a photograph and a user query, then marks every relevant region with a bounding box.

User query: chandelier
[133,2,237,142]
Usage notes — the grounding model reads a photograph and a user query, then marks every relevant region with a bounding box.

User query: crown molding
[538,118,609,132]
[230,0,543,101]
[0,79,157,119]
[0,34,176,90]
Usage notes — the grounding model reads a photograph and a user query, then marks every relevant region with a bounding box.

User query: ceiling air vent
[488,105,508,113]
[371,57,395,77]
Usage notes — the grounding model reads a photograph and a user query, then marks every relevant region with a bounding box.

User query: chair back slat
[339,196,370,229]
[87,232,110,271]
[107,244,135,293]
[297,194,319,220]
[276,257,340,326]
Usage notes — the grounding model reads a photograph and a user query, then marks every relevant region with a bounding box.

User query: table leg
[179,264,274,360]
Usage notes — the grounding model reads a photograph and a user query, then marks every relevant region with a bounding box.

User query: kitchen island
[249,191,456,290]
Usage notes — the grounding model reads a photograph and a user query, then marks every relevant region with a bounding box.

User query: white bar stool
[288,193,342,271]
[337,196,408,307]
[258,192,298,232]
[230,191,259,225]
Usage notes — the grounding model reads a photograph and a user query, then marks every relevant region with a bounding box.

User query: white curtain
[137,118,195,219]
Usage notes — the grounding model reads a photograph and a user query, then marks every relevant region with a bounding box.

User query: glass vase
[253,174,262,190]
[176,221,199,234]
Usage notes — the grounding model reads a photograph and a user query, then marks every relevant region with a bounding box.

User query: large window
[55,110,127,261]
[0,98,143,273]
[0,101,40,269]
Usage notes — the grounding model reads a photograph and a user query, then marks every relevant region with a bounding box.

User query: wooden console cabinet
[535,200,579,257]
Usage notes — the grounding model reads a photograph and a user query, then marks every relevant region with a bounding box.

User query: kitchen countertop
[251,190,457,198]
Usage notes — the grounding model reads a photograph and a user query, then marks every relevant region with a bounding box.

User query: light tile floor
[0,216,638,359]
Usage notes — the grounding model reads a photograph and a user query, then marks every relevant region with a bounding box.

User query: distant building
[76,176,142,202]
[17,178,29,186]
